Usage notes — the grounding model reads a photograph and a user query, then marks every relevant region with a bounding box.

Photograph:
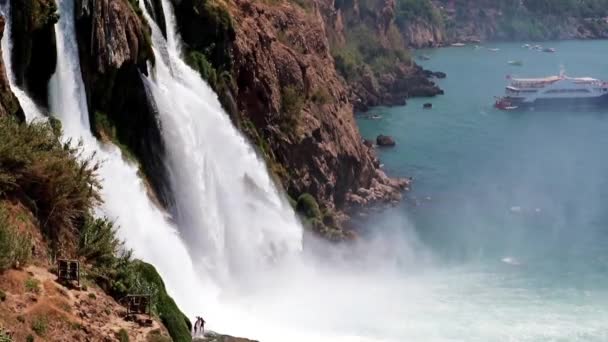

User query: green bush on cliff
[296,193,322,219]
[130,262,192,342]
[0,328,11,342]
[186,51,219,88]
[79,216,122,267]
[0,205,32,271]
[280,85,305,133]
[0,116,100,247]
[79,220,191,342]
[395,0,442,26]
[93,111,138,163]
[0,116,189,340]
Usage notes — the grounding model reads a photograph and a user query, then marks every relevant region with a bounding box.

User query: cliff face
[228,0,407,227]
[170,0,408,236]
[391,0,608,46]
[74,0,173,207]
[0,16,24,121]
[9,0,58,108]
[321,0,443,111]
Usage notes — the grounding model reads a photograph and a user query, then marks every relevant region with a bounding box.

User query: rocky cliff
[74,0,174,207]
[8,0,58,108]
[389,0,608,47]
[204,0,408,236]
[321,0,443,111]
[0,16,24,121]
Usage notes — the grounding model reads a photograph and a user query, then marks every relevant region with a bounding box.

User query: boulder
[433,71,447,79]
[423,103,432,109]
[376,135,396,147]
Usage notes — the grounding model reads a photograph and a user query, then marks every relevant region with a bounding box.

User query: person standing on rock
[199,316,206,335]
[193,316,206,336]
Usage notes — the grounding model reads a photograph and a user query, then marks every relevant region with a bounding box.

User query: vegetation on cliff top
[431,0,608,41]
[0,116,190,341]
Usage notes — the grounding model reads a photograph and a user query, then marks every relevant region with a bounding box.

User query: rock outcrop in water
[0,15,23,120]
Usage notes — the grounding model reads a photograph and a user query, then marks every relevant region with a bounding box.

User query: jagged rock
[225,0,404,217]
[433,71,447,79]
[320,1,444,111]
[376,135,395,147]
[0,15,24,120]
[9,0,57,109]
[74,0,173,208]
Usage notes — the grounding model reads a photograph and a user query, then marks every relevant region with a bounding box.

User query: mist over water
[358,41,608,340]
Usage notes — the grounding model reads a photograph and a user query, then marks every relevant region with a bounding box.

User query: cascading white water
[48,0,214,316]
[0,1,45,121]
[136,2,433,342]
[139,0,302,284]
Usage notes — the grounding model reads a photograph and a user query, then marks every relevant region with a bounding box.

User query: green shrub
[0,327,11,342]
[280,85,305,133]
[25,278,40,294]
[26,334,34,342]
[0,206,32,271]
[296,193,321,219]
[0,116,101,247]
[31,316,47,336]
[332,46,363,81]
[117,328,129,342]
[0,289,6,302]
[311,88,332,105]
[186,51,218,89]
[93,112,138,163]
[79,216,122,267]
[130,262,191,342]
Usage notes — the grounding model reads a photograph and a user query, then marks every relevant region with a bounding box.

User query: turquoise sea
[356,40,608,341]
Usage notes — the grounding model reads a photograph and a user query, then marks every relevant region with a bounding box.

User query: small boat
[451,43,466,47]
[543,47,556,53]
[474,45,482,50]
[417,55,431,61]
[508,60,523,66]
[488,48,500,52]
[522,44,531,48]
[532,45,542,51]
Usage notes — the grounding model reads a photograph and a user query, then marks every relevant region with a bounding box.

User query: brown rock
[376,134,395,147]
[0,15,24,120]
[228,0,402,215]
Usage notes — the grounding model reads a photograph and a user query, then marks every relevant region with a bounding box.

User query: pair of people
[193,316,206,336]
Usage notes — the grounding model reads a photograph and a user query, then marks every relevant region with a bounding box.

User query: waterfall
[48,0,213,316]
[0,1,44,121]
[139,0,303,284]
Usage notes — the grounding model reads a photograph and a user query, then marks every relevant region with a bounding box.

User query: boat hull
[505,93,608,111]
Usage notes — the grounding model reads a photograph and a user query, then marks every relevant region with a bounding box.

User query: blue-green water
[356,40,608,341]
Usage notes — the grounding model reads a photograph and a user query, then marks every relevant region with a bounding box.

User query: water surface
[356,40,608,341]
